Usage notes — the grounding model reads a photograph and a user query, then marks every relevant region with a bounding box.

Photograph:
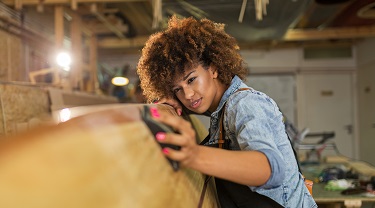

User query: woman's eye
[173,88,181,94]
[187,77,196,84]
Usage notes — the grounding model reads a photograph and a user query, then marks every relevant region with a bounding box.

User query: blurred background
[0,0,374,167]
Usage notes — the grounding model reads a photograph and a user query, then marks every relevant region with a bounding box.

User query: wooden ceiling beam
[55,5,64,50]
[284,25,375,41]
[97,25,375,50]
[97,36,149,48]
[2,0,147,5]
[85,22,128,35]
[92,11,125,39]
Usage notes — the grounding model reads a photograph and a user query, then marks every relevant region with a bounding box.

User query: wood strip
[3,0,148,5]
[0,104,218,208]
[54,5,64,50]
[284,26,375,41]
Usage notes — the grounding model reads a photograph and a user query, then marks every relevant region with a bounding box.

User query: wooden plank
[324,155,350,164]
[92,11,125,38]
[284,26,375,41]
[0,104,218,208]
[347,161,375,177]
[88,35,98,93]
[85,21,128,35]
[54,5,64,50]
[14,0,22,10]
[70,12,83,89]
[98,36,149,48]
[0,30,9,81]
[3,0,147,5]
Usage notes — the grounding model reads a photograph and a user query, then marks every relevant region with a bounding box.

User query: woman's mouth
[190,98,202,109]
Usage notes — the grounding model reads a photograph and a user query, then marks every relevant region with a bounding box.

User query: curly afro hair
[137,15,248,103]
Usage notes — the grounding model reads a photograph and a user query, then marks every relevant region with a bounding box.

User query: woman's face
[172,64,227,114]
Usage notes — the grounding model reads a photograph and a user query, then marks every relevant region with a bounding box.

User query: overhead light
[56,52,72,71]
[111,76,129,86]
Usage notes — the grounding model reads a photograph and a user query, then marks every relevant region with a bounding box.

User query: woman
[137,15,316,208]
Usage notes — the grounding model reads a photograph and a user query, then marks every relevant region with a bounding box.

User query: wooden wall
[0,83,50,136]
[0,29,24,82]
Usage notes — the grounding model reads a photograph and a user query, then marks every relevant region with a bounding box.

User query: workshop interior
[1,0,375,207]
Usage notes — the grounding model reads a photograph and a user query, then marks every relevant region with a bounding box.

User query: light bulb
[112,77,129,86]
[56,52,72,71]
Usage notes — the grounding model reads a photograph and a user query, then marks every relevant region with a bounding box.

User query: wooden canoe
[0,104,218,208]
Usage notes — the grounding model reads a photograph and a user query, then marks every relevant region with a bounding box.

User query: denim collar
[211,75,242,119]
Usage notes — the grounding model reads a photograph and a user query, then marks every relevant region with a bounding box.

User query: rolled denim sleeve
[226,90,288,189]
[257,149,286,188]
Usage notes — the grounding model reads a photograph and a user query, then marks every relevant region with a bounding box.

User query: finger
[155,98,182,116]
[149,107,194,138]
[175,107,183,116]
[159,112,194,136]
[164,103,182,116]
[155,132,189,147]
[161,147,190,164]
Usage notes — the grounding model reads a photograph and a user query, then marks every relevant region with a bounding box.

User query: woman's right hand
[155,97,183,116]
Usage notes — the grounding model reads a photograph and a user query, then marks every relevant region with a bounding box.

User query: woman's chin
[188,108,206,115]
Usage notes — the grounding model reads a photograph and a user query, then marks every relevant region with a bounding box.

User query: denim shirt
[206,76,317,208]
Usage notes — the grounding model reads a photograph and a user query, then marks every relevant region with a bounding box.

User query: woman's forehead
[171,70,191,85]
[172,64,206,85]
[172,69,189,84]
[172,62,196,79]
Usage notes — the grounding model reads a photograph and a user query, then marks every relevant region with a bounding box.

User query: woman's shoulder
[226,87,279,114]
[228,87,272,104]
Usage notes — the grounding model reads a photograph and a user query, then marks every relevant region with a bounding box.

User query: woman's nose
[183,87,194,99]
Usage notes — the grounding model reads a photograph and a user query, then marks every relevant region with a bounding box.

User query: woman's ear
[209,65,218,79]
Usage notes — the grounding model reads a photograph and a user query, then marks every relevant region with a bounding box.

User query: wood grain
[0,104,218,208]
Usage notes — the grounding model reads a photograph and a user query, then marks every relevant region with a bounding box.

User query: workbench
[302,156,375,208]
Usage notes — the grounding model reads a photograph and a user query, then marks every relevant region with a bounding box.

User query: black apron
[200,137,284,208]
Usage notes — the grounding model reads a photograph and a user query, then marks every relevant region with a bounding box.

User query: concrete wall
[356,38,375,166]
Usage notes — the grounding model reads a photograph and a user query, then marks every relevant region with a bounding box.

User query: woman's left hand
[150,107,199,167]
[154,97,183,116]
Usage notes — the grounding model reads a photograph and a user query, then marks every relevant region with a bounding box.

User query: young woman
[137,16,317,208]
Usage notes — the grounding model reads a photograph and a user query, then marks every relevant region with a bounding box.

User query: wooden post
[70,12,83,90]
[54,6,64,52]
[89,35,98,93]
[54,5,64,85]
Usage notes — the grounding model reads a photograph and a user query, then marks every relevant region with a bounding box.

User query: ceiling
[1,0,375,92]
[2,0,375,55]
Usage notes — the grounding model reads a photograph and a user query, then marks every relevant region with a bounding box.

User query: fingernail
[162,148,169,154]
[156,132,165,141]
[177,109,182,116]
[150,107,160,118]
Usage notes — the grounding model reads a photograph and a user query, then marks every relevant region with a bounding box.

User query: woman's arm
[190,146,271,186]
[151,107,271,187]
